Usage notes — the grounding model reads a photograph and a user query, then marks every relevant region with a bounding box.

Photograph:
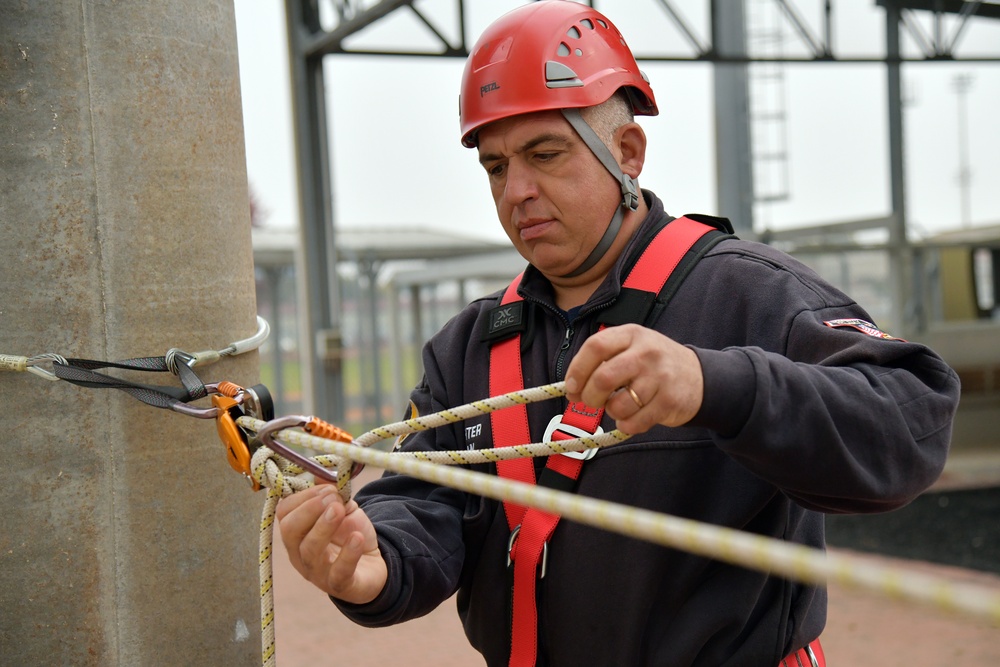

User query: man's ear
[616,122,647,179]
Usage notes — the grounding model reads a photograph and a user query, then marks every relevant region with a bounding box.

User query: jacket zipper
[555,324,574,380]
[521,294,622,382]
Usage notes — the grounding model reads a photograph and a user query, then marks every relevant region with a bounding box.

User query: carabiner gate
[255,416,341,485]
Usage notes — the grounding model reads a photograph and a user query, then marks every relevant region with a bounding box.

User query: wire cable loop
[3,316,269,383]
[164,316,268,374]
[2,353,70,381]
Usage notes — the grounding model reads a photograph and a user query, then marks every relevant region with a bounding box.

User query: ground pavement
[271,458,1000,667]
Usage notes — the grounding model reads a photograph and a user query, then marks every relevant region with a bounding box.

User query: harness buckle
[506,525,548,579]
[542,414,601,461]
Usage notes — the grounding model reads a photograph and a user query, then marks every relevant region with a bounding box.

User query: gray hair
[580,90,635,148]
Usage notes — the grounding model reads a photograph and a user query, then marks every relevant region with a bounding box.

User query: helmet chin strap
[559,108,640,279]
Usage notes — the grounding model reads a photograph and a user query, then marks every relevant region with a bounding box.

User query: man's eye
[487,164,506,178]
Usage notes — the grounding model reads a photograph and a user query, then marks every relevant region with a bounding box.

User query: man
[276,2,960,665]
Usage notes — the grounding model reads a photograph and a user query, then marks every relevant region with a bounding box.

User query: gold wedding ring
[625,385,644,409]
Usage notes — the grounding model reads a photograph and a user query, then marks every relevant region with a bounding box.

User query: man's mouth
[517,218,555,241]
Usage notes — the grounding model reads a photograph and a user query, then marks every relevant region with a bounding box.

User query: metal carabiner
[255,416,340,485]
[170,381,241,419]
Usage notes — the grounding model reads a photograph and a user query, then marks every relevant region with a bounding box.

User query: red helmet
[459,1,657,148]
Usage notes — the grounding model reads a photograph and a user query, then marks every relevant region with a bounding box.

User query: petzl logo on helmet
[480,81,500,97]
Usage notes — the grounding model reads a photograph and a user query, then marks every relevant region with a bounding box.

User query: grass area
[258,343,423,435]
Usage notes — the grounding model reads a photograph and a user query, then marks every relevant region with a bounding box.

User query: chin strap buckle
[621,174,640,211]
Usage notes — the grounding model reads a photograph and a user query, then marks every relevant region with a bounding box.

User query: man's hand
[276,484,387,605]
[564,324,704,434]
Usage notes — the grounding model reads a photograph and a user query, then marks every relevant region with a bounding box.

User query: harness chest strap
[489,216,720,667]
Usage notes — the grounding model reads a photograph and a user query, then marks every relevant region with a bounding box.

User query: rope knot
[249,443,353,502]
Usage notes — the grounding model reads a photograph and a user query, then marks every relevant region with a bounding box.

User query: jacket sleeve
[687,250,961,514]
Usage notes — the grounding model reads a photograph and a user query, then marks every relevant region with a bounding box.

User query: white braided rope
[352,382,566,446]
[317,430,630,471]
[240,381,1000,666]
[250,446,311,667]
[243,418,1000,624]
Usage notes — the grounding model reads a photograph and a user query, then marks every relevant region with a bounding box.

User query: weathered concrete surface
[0,2,262,664]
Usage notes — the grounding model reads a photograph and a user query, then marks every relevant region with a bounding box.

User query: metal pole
[953,73,974,227]
[0,2,261,664]
[285,0,346,423]
[411,284,424,376]
[712,0,756,238]
[388,280,407,413]
[885,0,916,334]
[267,267,287,415]
[366,260,384,424]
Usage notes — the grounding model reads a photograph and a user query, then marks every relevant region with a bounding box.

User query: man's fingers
[276,484,335,522]
[276,486,344,577]
[327,532,366,593]
[565,326,637,402]
[565,324,705,431]
[607,381,660,434]
[566,325,644,408]
[295,492,349,571]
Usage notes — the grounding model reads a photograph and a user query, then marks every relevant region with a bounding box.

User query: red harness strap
[489,216,718,667]
[781,638,825,667]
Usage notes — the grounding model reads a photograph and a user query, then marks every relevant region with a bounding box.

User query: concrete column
[0,2,262,665]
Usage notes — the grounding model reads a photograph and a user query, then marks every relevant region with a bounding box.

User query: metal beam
[286,0,346,421]
[300,0,1000,62]
[876,0,1000,19]
[283,0,1000,413]
[712,0,756,236]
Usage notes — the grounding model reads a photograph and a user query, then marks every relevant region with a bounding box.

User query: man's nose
[503,159,538,205]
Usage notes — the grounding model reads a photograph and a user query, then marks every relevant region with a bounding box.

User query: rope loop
[250,445,315,499]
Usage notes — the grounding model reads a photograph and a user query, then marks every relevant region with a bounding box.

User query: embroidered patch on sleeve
[823,318,905,341]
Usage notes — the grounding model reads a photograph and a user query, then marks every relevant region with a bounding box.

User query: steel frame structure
[284,0,1000,420]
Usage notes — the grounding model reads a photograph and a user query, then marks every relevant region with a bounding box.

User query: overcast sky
[233,0,1000,243]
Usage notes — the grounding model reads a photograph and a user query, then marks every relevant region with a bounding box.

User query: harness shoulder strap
[488,215,725,667]
[598,216,732,328]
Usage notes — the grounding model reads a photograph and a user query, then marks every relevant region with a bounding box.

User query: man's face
[476,110,620,279]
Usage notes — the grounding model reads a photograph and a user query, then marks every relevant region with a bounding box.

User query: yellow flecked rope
[242,381,1000,666]
[250,442,313,667]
